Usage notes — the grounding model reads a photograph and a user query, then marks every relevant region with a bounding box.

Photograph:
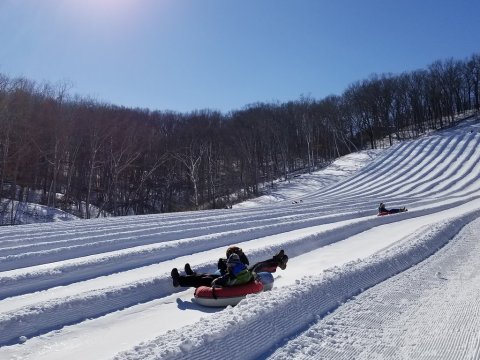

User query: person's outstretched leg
[171,268,219,288]
[249,250,289,272]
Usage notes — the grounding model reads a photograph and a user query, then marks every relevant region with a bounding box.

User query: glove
[239,251,249,266]
[217,258,227,272]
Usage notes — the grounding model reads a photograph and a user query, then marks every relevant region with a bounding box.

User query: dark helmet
[226,246,242,258]
[226,245,249,266]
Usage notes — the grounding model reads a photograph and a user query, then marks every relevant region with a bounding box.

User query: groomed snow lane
[266,214,480,359]
[113,209,480,360]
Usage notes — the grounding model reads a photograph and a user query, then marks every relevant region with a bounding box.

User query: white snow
[1,116,480,359]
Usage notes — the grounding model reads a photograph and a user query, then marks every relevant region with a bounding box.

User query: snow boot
[273,249,284,260]
[278,254,288,270]
[184,263,195,275]
[273,250,288,270]
[171,268,180,287]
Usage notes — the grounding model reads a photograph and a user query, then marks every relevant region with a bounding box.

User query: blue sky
[1,0,479,113]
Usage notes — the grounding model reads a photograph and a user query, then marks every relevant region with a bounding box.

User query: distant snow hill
[0,200,77,226]
[234,148,384,208]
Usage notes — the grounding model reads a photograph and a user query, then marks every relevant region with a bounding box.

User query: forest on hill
[0,53,479,221]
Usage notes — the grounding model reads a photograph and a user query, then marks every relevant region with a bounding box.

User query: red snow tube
[377,211,389,216]
[194,281,264,307]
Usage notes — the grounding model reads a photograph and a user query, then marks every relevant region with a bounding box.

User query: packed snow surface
[1,117,480,359]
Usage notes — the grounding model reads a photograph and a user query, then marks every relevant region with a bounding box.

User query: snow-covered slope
[1,117,480,359]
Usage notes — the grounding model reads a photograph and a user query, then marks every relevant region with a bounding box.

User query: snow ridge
[114,209,480,360]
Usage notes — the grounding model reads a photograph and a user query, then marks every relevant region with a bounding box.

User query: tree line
[0,53,479,222]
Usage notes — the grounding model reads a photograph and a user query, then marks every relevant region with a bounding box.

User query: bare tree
[173,140,206,210]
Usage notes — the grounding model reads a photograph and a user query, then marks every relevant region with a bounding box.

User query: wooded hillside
[1,53,479,222]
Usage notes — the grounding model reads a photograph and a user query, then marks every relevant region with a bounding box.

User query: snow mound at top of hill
[234,149,384,208]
